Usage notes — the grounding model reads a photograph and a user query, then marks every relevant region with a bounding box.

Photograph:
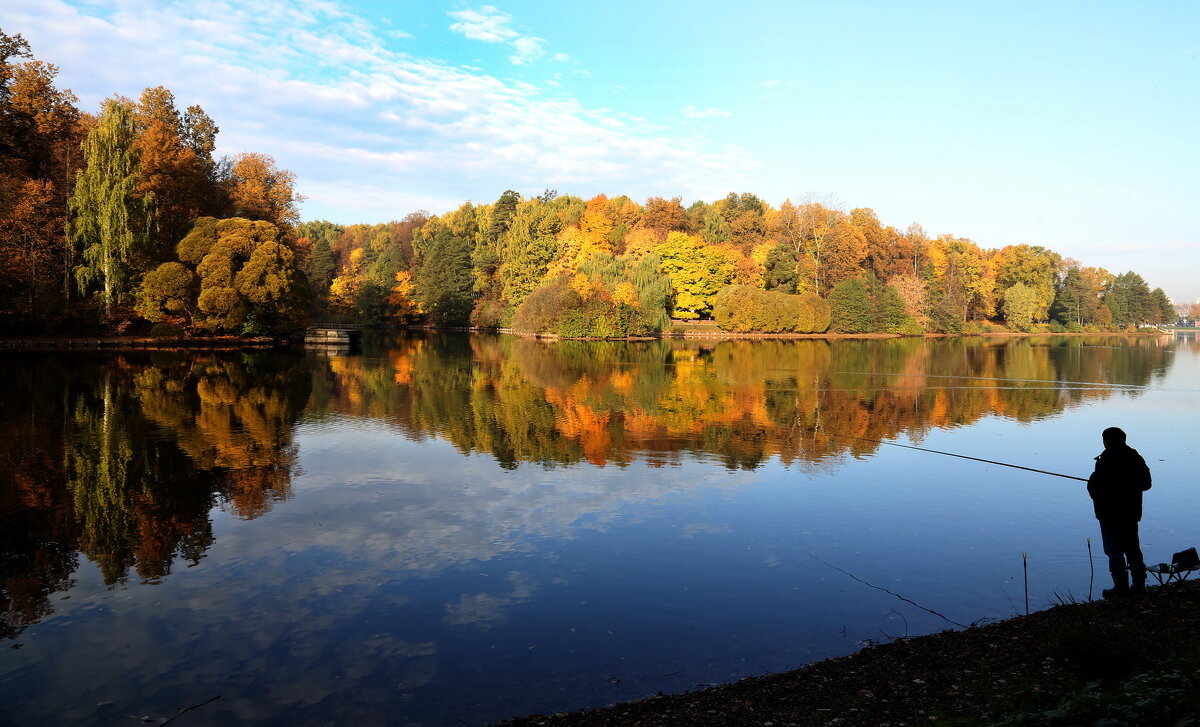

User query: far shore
[0,326,1180,350]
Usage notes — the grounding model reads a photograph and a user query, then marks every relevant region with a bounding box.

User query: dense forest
[0,29,1182,338]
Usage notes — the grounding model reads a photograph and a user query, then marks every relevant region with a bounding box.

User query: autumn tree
[134,261,195,323]
[925,235,989,323]
[132,86,212,251]
[578,194,615,258]
[994,244,1060,324]
[139,216,306,332]
[639,196,686,235]
[224,152,302,234]
[655,231,738,319]
[850,208,894,280]
[0,32,81,323]
[295,219,341,304]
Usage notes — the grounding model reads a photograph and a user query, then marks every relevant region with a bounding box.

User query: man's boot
[1131,564,1147,595]
[1102,569,1130,599]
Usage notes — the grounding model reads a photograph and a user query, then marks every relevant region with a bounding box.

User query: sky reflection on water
[1,334,1197,726]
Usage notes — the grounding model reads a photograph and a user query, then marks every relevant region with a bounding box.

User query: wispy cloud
[13,0,757,221]
[509,35,545,65]
[682,105,732,119]
[448,5,545,66]
[447,5,517,42]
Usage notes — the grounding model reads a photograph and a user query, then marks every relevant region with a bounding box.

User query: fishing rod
[835,434,1088,482]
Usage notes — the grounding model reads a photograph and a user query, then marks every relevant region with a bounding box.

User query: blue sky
[6,0,1198,301]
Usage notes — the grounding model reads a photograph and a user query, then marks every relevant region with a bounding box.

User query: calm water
[2,333,1198,726]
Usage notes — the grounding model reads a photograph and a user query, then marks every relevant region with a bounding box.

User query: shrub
[511,280,580,334]
[889,317,925,336]
[714,285,828,333]
[149,323,185,339]
[555,301,639,338]
[798,293,831,333]
[470,298,508,329]
[713,285,758,332]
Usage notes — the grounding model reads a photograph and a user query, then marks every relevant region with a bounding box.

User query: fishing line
[833,434,1088,482]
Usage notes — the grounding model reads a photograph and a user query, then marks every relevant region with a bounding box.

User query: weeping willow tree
[63,370,139,584]
[67,99,152,314]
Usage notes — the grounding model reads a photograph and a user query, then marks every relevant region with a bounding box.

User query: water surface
[1,333,1197,725]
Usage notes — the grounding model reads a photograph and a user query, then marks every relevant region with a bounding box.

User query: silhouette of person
[1087,427,1152,598]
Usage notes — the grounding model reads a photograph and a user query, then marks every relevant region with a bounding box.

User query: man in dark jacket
[1087,427,1152,598]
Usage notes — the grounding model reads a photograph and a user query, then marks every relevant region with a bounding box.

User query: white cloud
[448,5,547,67]
[508,35,545,65]
[13,0,757,222]
[552,52,571,62]
[682,104,733,119]
[447,5,518,43]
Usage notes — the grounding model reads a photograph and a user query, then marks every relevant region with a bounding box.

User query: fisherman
[1087,427,1152,598]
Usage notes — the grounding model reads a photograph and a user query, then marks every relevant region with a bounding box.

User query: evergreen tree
[829,277,871,333]
[1151,288,1175,325]
[308,236,335,300]
[1103,271,1154,326]
[415,219,473,326]
[762,245,800,293]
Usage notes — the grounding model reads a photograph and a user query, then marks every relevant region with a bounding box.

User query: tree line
[0,28,1177,337]
[300,189,1176,337]
[0,29,302,334]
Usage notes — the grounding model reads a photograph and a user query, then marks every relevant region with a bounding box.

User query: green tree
[68,99,151,313]
[700,206,732,246]
[1151,288,1174,325]
[414,218,474,325]
[1002,282,1039,331]
[135,261,194,323]
[762,244,801,293]
[869,279,911,333]
[499,202,561,308]
[828,277,872,333]
[1103,271,1154,327]
[234,240,306,333]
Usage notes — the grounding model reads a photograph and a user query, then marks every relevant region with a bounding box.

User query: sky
[5,0,1198,301]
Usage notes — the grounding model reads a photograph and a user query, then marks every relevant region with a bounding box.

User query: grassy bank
[501,580,1200,726]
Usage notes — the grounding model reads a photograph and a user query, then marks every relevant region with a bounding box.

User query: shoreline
[0,334,291,351]
[0,327,1177,351]
[417,325,1177,342]
[499,580,1200,726]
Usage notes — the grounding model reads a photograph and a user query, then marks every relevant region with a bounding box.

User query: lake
[1,332,1197,726]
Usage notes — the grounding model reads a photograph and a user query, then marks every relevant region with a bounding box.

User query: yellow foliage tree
[327,247,365,315]
[388,270,423,323]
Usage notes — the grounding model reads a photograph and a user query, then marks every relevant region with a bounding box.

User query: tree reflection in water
[308,333,1173,471]
[0,334,1175,641]
[0,351,309,639]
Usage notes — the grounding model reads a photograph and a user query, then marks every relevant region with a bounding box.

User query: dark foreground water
[1,333,1198,726]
